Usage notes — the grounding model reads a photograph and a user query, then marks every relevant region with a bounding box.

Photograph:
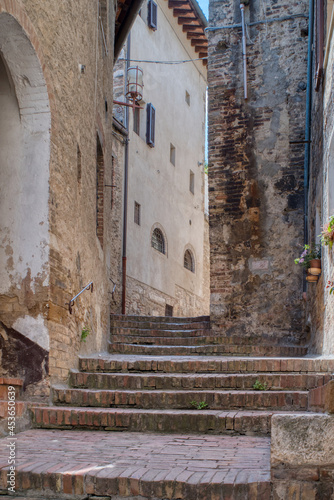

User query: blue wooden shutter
[148,0,158,30]
[146,103,155,147]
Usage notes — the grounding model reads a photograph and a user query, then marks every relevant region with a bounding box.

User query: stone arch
[0,11,51,351]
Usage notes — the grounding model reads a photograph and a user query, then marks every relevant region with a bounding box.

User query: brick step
[0,377,23,399]
[79,354,334,374]
[110,333,307,347]
[111,314,210,324]
[0,400,26,419]
[110,328,299,344]
[111,334,231,345]
[111,327,212,337]
[31,405,307,435]
[69,370,331,391]
[108,342,308,357]
[52,386,309,411]
[0,429,271,499]
[111,320,210,331]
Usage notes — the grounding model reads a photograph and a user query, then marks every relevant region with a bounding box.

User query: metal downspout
[303,0,314,290]
[122,35,131,314]
[240,3,248,100]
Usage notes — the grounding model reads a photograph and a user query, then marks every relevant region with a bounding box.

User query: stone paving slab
[0,429,271,499]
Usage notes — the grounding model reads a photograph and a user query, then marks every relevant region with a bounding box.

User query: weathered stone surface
[271,413,334,466]
[208,0,308,341]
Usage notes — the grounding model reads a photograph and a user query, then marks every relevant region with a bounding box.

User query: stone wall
[271,414,334,499]
[0,0,122,389]
[208,0,309,341]
[307,6,334,355]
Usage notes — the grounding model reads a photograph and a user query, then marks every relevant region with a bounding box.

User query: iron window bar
[68,282,93,314]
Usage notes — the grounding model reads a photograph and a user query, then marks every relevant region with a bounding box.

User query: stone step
[111,314,210,324]
[110,328,298,344]
[79,354,334,374]
[111,327,212,337]
[111,321,210,331]
[69,370,332,391]
[110,334,232,345]
[31,405,302,435]
[110,333,308,348]
[52,386,309,411]
[108,342,308,357]
[0,429,271,499]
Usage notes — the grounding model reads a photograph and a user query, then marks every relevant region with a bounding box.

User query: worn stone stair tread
[52,386,309,411]
[79,353,334,373]
[31,405,319,436]
[69,369,331,391]
[111,314,210,322]
[108,342,308,357]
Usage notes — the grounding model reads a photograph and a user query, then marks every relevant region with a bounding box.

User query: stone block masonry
[208,0,309,341]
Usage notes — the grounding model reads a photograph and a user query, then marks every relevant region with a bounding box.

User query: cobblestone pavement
[0,429,271,499]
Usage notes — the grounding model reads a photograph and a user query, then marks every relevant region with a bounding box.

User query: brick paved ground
[0,429,271,499]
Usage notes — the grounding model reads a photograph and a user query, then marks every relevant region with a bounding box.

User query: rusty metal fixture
[126,66,143,102]
[68,282,93,314]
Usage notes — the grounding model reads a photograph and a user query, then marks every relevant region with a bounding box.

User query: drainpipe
[303,0,314,290]
[240,2,248,100]
[122,34,131,314]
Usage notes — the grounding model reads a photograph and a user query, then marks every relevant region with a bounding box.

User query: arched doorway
[0,12,51,355]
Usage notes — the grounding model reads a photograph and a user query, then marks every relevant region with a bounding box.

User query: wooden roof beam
[168,0,190,7]
[191,38,207,46]
[182,24,203,32]
[186,32,206,39]
[177,16,198,24]
[173,8,193,16]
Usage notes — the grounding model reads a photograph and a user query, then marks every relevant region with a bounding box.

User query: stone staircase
[31,315,332,436]
[17,316,334,498]
[108,315,308,357]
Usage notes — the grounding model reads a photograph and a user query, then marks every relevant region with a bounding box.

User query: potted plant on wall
[320,215,334,249]
[294,244,321,281]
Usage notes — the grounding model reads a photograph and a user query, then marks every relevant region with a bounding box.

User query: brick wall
[0,0,122,388]
[208,0,308,341]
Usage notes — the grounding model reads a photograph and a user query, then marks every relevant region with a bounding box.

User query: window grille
[184,250,195,273]
[134,201,141,225]
[151,228,165,254]
[133,107,140,135]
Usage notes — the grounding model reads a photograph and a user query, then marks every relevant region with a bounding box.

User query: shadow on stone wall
[0,321,48,389]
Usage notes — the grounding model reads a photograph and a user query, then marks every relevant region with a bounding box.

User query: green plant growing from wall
[253,380,268,391]
[190,400,208,410]
[81,326,91,343]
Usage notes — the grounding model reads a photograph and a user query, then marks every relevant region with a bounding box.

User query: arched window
[151,228,165,254]
[184,249,195,273]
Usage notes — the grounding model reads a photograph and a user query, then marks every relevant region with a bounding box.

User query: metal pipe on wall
[122,34,131,315]
[303,0,314,291]
[240,3,248,100]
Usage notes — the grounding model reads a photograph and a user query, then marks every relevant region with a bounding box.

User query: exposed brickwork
[0,430,271,499]
[0,0,122,390]
[208,0,308,341]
